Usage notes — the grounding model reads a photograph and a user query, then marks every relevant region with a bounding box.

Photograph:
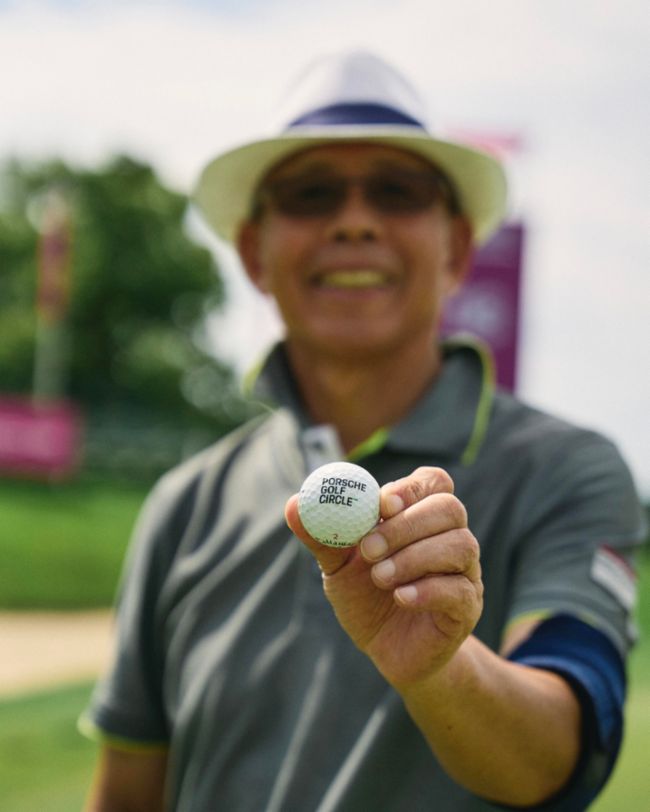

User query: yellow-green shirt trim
[444,335,496,467]
[348,340,496,465]
[346,428,390,462]
[78,714,169,754]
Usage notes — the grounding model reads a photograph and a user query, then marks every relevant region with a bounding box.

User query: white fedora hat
[193,51,508,245]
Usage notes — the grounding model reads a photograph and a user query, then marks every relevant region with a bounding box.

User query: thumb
[285,493,356,574]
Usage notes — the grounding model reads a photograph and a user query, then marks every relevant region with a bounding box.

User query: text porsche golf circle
[298,461,380,547]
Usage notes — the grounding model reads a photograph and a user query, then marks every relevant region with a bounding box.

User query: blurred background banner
[0,397,82,480]
[442,222,524,392]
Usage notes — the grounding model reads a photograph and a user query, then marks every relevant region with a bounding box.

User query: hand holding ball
[298,462,380,547]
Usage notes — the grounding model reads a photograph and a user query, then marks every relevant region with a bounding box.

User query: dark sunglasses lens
[266,171,442,217]
[271,177,345,216]
[367,172,439,213]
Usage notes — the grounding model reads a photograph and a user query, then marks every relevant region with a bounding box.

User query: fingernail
[373,558,395,583]
[396,585,418,604]
[384,493,404,517]
[361,532,388,560]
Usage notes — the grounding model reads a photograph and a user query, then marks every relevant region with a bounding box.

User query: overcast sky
[1,0,648,497]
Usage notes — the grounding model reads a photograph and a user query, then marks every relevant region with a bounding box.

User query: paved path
[0,610,114,699]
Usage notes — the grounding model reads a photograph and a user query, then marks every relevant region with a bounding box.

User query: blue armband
[507,613,626,810]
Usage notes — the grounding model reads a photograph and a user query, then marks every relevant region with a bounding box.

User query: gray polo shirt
[82,341,645,811]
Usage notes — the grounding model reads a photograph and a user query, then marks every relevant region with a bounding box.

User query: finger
[285,494,355,574]
[393,572,484,629]
[380,467,454,520]
[369,529,481,590]
[361,492,468,562]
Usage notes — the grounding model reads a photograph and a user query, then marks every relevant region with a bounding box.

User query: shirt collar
[249,337,495,465]
[387,338,495,463]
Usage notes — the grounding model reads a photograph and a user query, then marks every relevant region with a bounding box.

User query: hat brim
[192,127,507,245]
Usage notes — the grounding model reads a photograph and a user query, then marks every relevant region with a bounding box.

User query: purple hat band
[288,102,426,130]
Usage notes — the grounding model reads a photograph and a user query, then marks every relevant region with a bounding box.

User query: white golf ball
[298,461,381,548]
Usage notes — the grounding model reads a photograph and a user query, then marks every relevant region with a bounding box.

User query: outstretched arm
[285,466,581,807]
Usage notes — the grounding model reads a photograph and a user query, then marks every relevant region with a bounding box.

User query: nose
[326,183,382,243]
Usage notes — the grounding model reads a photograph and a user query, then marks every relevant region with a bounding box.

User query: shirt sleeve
[499,431,646,809]
[508,613,626,810]
[504,430,646,656]
[79,468,192,749]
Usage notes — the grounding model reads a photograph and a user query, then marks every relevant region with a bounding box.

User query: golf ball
[298,461,380,548]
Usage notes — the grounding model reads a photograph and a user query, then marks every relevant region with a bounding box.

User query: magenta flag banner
[0,397,82,479]
[441,222,525,391]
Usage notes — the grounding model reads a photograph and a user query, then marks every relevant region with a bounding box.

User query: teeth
[319,270,389,288]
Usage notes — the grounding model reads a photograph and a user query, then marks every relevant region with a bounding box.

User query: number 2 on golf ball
[298,461,380,547]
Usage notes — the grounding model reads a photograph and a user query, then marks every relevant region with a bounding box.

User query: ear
[237,220,270,293]
[443,215,474,296]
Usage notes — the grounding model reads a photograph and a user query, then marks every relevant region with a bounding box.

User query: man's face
[238,143,472,362]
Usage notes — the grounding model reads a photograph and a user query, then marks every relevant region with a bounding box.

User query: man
[81,51,645,811]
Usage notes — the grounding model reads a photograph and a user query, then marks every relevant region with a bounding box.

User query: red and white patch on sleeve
[590,546,637,611]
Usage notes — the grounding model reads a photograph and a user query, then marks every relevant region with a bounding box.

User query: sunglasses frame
[253,166,462,221]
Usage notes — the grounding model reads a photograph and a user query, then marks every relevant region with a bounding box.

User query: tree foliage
[0,155,255,471]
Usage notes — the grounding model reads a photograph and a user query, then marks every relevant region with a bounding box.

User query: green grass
[0,682,97,812]
[0,476,149,608]
[592,696,650,810]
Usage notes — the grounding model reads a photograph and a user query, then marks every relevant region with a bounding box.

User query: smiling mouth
[315,270,394,289]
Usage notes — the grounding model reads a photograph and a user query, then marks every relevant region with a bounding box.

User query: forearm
[399,634,581,807]
[83,745,168,812]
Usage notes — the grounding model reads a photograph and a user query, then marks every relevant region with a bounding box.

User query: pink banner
[441,222,525,391]
[0,397,83,479]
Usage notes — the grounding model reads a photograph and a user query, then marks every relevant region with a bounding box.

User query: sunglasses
[256,167,460,219]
